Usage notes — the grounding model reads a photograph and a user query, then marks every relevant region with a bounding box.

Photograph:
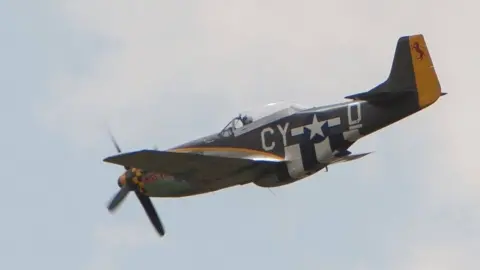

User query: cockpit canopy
[219,102,309,137]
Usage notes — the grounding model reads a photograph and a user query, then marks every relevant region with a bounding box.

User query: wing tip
[103,153,129,166]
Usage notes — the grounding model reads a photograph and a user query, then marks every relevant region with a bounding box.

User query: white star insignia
[305,114,326,139]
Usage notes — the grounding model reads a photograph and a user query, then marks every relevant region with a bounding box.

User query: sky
[1,0,479,269]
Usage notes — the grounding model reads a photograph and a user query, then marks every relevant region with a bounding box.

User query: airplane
[104,34,446,238]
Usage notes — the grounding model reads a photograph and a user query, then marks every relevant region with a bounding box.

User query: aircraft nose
[118,173,127,187]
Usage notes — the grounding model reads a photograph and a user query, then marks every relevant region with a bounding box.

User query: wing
[103,149,282,184]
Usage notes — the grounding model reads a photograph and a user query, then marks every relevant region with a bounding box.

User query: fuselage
[140,93,422,198]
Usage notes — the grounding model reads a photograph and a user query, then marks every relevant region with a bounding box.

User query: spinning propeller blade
[107,185,130,212]
[106,131,166,237]
[108,129,130,170]
[135,191,165,236]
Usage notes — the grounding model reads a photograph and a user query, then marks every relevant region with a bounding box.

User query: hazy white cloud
[398,244,478,270]
[39,0,407,148]
[36,0,480,269]
[85,222,158,270]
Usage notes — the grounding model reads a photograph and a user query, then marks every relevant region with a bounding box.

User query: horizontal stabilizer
[340,152,372,161]
[345,89,414,102]
[330,151,373,165]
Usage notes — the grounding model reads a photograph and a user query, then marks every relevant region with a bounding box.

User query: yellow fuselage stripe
[170,146,284,160]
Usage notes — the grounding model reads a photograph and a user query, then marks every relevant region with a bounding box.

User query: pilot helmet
[241,115,253,124]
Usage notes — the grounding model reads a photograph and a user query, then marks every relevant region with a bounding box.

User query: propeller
[106,132,166,237]
[107,129,129,170]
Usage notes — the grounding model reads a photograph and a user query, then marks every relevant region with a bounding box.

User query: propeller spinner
[106,132,166,237]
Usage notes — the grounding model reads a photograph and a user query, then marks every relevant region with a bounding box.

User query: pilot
[241,115,253,125]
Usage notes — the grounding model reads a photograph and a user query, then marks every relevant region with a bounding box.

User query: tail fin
[346,34,444,109]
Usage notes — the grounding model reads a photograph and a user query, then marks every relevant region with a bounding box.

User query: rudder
[407,35,442,108]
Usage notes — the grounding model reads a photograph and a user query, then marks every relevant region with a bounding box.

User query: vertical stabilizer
[345,34,443,109]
